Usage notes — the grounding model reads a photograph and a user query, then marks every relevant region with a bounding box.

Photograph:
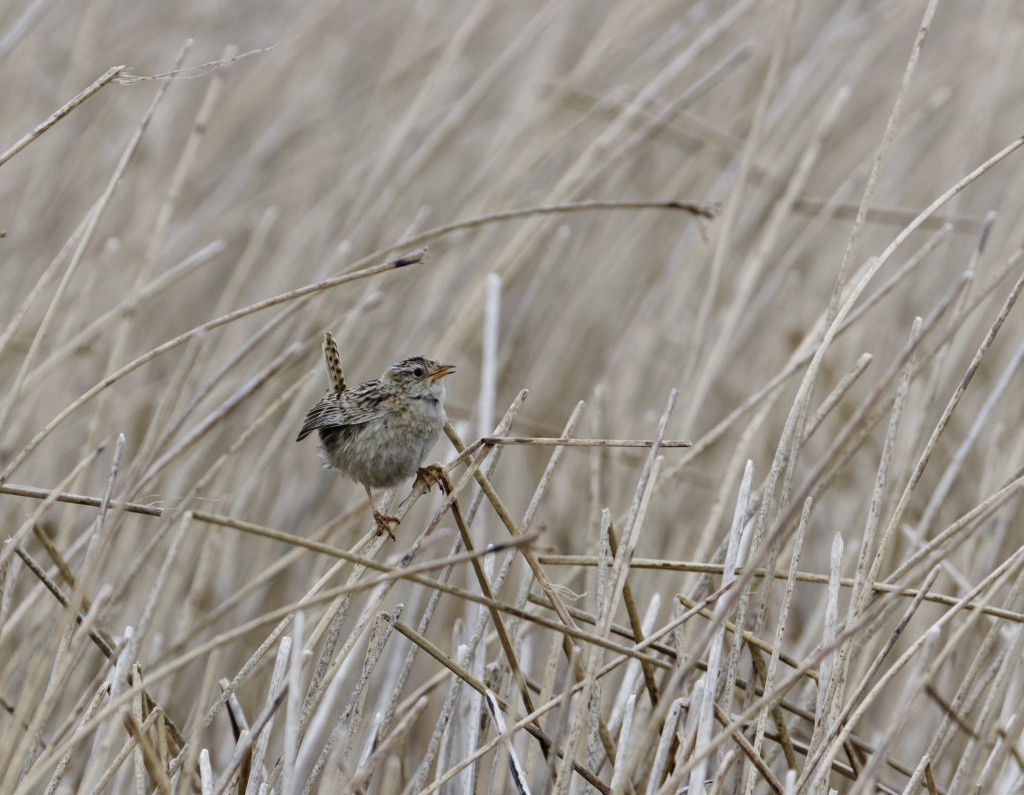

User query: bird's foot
[372,509,400,541]
[416,464,451,495]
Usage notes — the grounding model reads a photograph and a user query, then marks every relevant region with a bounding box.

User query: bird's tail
[322,331,346,394]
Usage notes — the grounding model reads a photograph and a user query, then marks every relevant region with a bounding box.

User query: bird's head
[382,356,455,401]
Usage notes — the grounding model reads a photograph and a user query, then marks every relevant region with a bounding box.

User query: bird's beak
[428,364,456,379]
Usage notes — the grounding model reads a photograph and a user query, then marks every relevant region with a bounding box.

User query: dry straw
[2,1,1024,793]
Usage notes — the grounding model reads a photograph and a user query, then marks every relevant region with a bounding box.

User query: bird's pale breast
[319,394,445,488]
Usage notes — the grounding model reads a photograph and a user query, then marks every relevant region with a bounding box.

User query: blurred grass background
[2,0,1024,792]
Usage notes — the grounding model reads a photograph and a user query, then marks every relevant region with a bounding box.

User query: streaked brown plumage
[296,333,454,538]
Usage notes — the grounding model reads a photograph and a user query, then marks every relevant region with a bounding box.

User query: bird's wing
[295,390,387,441]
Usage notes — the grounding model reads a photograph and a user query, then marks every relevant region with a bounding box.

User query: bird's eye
[413,367,425,377]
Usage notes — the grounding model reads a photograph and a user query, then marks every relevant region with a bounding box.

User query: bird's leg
[365,485,399,540]
[415,464,451,495]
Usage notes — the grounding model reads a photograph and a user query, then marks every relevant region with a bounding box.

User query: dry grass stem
[4,3,1024,792]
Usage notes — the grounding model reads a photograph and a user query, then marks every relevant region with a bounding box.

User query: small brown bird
[296,333,455,538]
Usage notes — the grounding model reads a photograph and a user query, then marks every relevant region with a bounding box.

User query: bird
[296,332,455,539]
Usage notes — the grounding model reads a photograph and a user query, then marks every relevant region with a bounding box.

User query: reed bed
[2,1,1024,792]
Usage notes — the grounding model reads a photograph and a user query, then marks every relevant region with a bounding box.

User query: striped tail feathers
[322,331,346,394]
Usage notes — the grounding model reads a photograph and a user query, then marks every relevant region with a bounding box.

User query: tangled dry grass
[2,0,1024,792]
